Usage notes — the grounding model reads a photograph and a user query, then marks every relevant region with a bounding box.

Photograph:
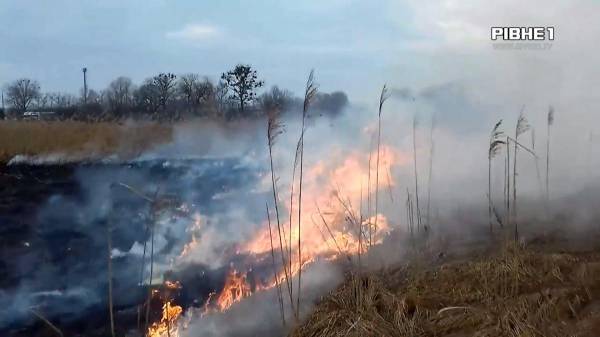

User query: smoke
[181,261,343,337]
[4,2,600,330]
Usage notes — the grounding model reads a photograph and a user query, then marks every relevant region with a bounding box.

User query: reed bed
[292,243,600,337]
[0,120,172,162]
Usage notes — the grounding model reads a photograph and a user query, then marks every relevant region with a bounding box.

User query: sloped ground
[293,240,600,337]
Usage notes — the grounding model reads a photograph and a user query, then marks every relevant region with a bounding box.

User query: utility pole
[82,67,88,104]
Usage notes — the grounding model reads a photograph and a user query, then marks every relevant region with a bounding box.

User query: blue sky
[0,0,424,103]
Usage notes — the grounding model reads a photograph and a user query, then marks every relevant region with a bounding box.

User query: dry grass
[0,121,172,162]
[292,243,600,337]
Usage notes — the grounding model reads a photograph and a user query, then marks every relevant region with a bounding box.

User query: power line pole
[82,67,88,104]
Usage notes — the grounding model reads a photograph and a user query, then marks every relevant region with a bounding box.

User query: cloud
[166,23,220,42]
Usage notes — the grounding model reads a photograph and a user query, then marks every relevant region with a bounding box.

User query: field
[0,121,172,163]
[293,232,600,337]
[1,118,598,337]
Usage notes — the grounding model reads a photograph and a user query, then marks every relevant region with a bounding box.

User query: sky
[1,0,599,107]
[0,0,417,102]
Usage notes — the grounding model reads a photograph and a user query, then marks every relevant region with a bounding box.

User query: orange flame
[242,146,403,260]
[204,269,253,313]
[147,300,183,337]
[205,146,404,313]
[153,145,408,332]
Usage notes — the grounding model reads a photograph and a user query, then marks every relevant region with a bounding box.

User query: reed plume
[488,119,505,232]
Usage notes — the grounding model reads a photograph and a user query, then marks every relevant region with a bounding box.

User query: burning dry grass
[0,120,172,162]
[292,243,600,337]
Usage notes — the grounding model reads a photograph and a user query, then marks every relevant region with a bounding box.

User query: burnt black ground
[0,159,267,336]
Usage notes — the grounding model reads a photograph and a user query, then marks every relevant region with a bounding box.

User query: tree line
[1,64,348,122]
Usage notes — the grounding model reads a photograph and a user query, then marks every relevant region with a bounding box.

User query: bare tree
[178,74,213,115]
[105,76,134,118]
[221,64,264,112]
[152,73,177,112]
[35,94,50,110]
[213,80,230,117]
[135,80,161,118]
[5,78,41,113]
[86,89,102,104]
[48,92,77,109]
[260,86,293,113]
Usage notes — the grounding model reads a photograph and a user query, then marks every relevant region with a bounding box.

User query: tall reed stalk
[373,85,389,245]
[587,132,593,180]
[296,70,318,319]
[546,106,554,203]
[506,136,510,227]
[412,114,422,232]
[358,181,363,273]
[531,129,543,196]
[288,140,302,306]
[137,224,148,330]
[426,113,436,230]
[367,135,374,246]
[503,146,507,223]
[513,108,530,241]
[406,188,415,245]
[29,309,64,337]
[145,210,156,330]
[113,183,157,333]
[266,203,286,326]
[266,108,295,318]
[488,119,505,232]
[106,216,115,337]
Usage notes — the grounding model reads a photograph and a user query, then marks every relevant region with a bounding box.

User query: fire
[204,269,253,312]
[147,300,183,337]
[164,280,182,289]
[242,146,402,260]
[148,144,408,332]
[204,146,402,313]
[178,213,202,260]
[146,280,184,337]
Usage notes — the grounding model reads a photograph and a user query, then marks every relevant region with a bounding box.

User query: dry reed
[0,120,171,162]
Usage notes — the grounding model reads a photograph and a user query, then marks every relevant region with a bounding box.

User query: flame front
[147,300,183,337]
[208,269,253,312]
[211,146,403,313]
[243,146,402,259]
[149,145,407,333]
